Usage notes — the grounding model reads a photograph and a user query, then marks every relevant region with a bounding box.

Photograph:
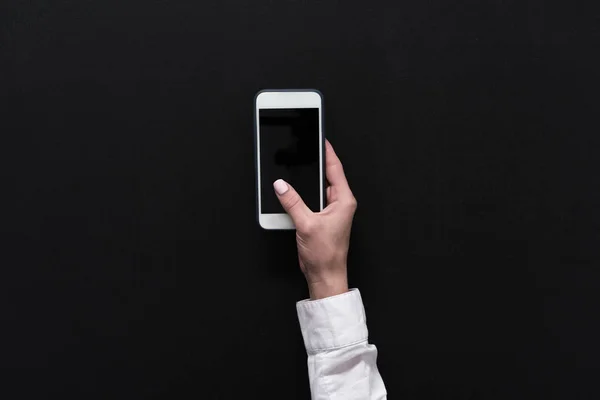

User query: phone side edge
[310,89,326,211]
[254,91,263,229]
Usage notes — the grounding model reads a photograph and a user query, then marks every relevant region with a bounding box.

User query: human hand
[273,140,357,299]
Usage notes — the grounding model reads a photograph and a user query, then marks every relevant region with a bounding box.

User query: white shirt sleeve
[296,289,387,400]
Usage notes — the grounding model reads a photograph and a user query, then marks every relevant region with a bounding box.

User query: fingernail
[273,179,289,195]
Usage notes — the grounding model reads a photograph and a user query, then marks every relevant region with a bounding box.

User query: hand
[273,140,357,299]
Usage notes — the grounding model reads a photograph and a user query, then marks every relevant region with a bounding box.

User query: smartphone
[254,90,325,230]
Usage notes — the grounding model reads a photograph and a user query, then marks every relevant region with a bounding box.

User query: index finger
[325,140,351,193]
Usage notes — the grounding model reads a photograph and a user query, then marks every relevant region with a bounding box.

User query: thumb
[273,179,311,225]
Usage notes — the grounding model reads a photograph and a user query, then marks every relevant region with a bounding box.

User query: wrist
[307,276,348,300]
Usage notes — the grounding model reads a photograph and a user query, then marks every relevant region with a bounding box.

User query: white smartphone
[254,90,325,230]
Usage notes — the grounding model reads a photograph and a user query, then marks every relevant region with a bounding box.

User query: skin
[273,140,357,300]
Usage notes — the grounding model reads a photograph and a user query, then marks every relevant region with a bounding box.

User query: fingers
[273,179,311,225]
[325,140,352,196]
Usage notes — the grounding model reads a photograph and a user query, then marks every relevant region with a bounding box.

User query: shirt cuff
[296,289,368,355]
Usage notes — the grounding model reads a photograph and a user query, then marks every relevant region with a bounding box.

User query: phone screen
[259,108,320,213]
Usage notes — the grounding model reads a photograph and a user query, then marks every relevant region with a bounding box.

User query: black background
[1,0,599,399]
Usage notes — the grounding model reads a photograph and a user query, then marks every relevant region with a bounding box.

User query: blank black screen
[259,108,320,213]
